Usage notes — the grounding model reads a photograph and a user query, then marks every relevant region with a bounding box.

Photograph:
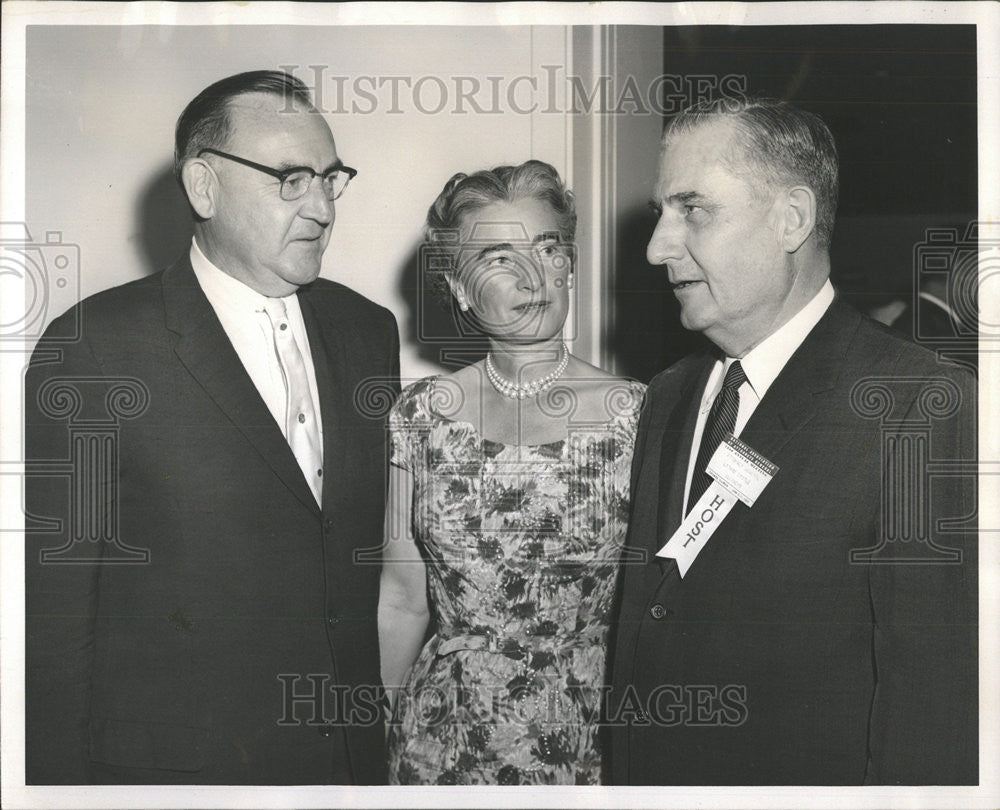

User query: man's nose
[646,212,685,266]
[299,180,335,226]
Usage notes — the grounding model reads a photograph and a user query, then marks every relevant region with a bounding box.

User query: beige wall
[27,25,623,381]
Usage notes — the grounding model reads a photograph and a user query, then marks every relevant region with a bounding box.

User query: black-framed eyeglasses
[197,148,357,201]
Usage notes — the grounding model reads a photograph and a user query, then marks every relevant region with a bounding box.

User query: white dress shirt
[189,237,324,455]
[683,280,835,512]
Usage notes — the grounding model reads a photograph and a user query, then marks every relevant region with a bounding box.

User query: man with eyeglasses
[25,71,399,785]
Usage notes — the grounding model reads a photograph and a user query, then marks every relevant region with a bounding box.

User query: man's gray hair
[664,96,839,248]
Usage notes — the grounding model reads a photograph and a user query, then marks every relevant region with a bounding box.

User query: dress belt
[434,627,607,658]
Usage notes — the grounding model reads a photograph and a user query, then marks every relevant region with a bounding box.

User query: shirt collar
[189,237,297,314]
[735,279,835,401]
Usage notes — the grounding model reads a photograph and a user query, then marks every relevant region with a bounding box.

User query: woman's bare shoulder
[560,356,644,421]
[565,355,618,380]
[430,362,486,422]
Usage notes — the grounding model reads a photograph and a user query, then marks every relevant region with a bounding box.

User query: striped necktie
[687,360,747,513]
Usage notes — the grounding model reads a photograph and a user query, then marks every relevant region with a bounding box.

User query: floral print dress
[386,376,645,785]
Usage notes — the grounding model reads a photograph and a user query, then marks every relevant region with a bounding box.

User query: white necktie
[263,298,323,505]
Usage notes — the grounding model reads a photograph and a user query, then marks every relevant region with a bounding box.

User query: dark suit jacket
[610,300,977,785]
[25,256,399,784]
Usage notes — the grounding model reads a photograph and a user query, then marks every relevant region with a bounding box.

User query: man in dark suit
[25,71,399,784]
[610,97,977,785]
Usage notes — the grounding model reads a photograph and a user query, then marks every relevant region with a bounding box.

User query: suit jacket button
[323,518,334,530]
[327,616,339,625]
[650,603,667,620]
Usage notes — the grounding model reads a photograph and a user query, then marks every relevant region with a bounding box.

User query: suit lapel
[161,257,319,514]
[655,357,714,550]
[738,300,858,464]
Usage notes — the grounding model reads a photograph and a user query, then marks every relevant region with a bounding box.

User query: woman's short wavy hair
[423,160,576,301]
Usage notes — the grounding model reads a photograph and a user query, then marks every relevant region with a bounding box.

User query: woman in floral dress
[378,160,645,785]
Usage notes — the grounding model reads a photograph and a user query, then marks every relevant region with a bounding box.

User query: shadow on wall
[607,202,709,382]
[135,162,194,275]
[395,242,487,378]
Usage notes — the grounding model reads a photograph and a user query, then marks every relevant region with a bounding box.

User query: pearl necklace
[485,342,569,400]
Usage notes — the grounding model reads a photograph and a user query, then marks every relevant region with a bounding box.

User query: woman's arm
[378,464,430,708]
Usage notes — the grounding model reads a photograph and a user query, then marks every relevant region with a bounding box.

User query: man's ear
[180,158,217,220]
[778,186,817,253]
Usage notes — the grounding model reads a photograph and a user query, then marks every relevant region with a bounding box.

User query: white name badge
[706,434,779,507]
[656,434,778,577]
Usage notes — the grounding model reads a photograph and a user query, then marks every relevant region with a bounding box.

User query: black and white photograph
[1,2,997,807]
